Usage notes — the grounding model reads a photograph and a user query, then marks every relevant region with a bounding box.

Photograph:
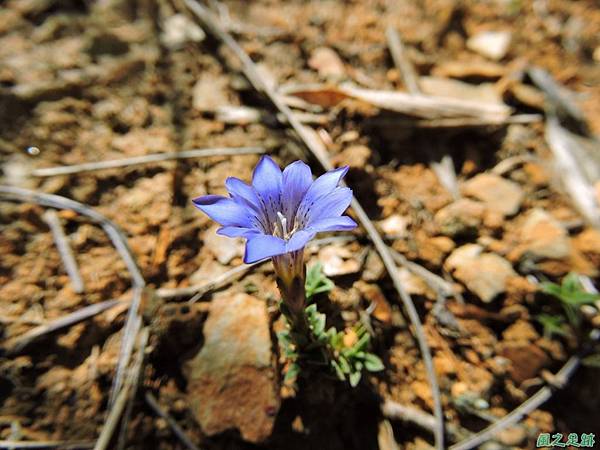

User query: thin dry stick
[31,147,265,177]
[7,299,123,354]
[94,326,149,450]
[0,187,145,419]
[0,440,95,449]
[491,154,536,175]
[42,210,85,293]
[528,66,587,127]
[108,290,143,408]
[156,262,260,301]
[145,392,202,450]
[385,26,420,93]
[449,354,581,450]
[389,248,456,298]
[117,320,148,450]
[181,2,445,448]
[382,399,469,442]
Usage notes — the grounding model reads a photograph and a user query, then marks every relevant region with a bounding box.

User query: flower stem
[276,275,310,338]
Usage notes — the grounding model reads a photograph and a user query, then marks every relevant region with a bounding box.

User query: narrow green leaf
[349,370,362,387]
[331,360,345,380]
[540,282,563,297]
[364,353,385,372]
[338,355,351,374]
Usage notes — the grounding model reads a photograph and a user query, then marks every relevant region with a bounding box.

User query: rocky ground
[1,0,600,449]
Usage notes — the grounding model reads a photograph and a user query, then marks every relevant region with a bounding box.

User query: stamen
[276,211,288,237]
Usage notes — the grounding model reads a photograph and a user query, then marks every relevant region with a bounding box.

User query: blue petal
[252,155,282,201]
[281,161,313,220]
[244,234,287,263]
[251,155,283,227]
[296,187,353,228]
[225,177,262,213]
[308,216,357,232]
[285,229,316,253]
[193,195,254,228]
[301,166,348,207]
[309,187,352,223]
[217,226,260,238]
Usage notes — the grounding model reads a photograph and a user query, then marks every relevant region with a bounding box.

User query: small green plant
[305,262,335,301]
[278,263,384,387]
[540,272,600,326]
[535,314,569,339]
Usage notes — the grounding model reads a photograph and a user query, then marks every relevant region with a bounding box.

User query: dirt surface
[1,0,600,449]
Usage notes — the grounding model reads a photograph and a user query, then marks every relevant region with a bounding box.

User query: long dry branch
[6,299,123,354]
[181,2,445,448]
[156,262,261,302]
[30,147,265,177]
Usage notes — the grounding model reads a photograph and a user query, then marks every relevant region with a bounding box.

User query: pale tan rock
[502,320,539,342]
[308,46,346,79]
[160,14,205,50]
[332,144,371,168]
[192,73,230,111]
[319,245,361,276]
[445,244,517,302]
[520,209,570,260]
[435,198,485,236]
[467,31,511,60]
[379,214,409,237]
[574,228,600,254]
[202,224,244,265]
[462,173,524,216]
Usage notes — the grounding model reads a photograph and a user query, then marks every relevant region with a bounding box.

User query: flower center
[274,211,296,240]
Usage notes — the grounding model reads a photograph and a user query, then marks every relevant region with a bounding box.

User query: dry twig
[6,299,123,354]
[30,147,265,177]
[181,2,445,447]
[42,210,85,293]
[528,66,587,128]
[156,262,261,302]
[382,399,469,442]
[389,248,456,298]
[144,392,202,450]
[385,26,420,93]
[94,326,149,450]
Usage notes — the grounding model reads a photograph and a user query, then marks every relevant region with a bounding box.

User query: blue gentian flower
[192,155,357,265]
